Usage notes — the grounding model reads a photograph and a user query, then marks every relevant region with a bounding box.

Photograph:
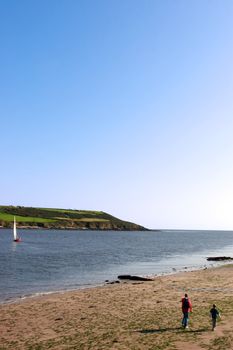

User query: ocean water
[0,229,233,303]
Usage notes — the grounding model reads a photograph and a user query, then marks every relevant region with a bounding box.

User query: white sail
[13,216,17,240]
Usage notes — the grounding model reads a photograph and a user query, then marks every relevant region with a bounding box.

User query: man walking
[210,304,220,331]
[181,293,192,329]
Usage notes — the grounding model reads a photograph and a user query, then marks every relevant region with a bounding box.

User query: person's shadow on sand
[137,327,208,334]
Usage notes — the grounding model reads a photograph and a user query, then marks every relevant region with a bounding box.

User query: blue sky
[1,0,233,229]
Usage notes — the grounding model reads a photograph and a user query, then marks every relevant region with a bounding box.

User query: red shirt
[181,297,192,312]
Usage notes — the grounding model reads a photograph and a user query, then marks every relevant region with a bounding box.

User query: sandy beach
[1,264,233,350]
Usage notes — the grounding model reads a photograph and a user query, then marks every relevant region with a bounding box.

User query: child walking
[210,304,220,331]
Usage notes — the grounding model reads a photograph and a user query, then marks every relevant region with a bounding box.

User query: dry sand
[1,264,233,349]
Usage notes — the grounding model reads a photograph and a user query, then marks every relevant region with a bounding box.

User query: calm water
[1,229,233,303]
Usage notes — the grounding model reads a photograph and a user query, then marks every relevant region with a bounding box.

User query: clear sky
[1,0,233,230]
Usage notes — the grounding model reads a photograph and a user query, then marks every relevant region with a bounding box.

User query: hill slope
[0,206,148,231]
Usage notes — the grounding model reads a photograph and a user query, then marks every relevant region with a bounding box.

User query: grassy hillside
[0,206,147,231]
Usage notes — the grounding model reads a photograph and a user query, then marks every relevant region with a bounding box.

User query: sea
[1,229,233,303]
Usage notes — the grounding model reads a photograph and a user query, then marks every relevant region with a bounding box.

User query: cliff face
[0,206,148,231]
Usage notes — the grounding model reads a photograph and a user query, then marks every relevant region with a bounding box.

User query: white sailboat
[13,216,21,242]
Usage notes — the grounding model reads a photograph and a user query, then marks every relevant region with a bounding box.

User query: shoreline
[0,263,212,305]
[1,259,232,306]
[1,264,233,349]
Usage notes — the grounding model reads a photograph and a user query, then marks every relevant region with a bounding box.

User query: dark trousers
[212,318,217,329]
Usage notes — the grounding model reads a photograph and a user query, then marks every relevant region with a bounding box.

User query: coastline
[1,258,232,306]
[1,264,233,349]
[1,259,230,306]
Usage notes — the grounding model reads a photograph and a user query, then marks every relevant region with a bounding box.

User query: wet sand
[1,264,233,349]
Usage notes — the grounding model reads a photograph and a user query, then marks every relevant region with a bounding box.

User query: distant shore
[0,205,148,231]
[1,264,233,349]
[0,225,149,231]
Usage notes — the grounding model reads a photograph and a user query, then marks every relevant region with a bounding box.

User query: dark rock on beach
[206,256,233,261]
[117,275,153,281]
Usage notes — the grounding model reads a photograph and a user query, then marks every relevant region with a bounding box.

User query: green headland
[0,205,147,231]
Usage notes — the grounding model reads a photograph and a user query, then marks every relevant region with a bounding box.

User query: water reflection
[11,242,18,252]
